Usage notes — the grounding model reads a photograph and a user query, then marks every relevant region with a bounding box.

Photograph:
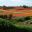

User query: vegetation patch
[0,16,32,32]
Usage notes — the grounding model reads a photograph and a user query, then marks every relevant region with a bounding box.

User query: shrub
[0,15,7,19]
[24,16,31,21]
[17,19,24,22]
[15,17,25,22]
[3,15,7,19]
[0,14,13,20]
[0,15,3,18]
[7,14,13,20]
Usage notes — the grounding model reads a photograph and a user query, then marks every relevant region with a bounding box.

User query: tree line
[0,5,32,9]
[0,5,32,10]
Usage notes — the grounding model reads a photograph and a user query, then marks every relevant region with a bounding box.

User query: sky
[0,0,32,6]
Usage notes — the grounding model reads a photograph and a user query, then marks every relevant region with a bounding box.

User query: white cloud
[0,0,32,6]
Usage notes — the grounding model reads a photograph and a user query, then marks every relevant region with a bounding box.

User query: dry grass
[0,9,32,17]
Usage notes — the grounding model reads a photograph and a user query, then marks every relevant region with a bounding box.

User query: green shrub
[0,15,3,18]
[16,18,23,22]
[0,14,13,20]
[15,17,25,22]
[24,16,31,21]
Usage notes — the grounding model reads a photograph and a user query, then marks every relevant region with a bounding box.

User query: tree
[3,5,7,10]
[23,5,28,8]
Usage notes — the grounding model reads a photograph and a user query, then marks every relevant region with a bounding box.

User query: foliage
[23,5,29,8]
[15,18,24,22]
[0,14,13,20]
[24,16,31,21]
[0,16,32,32]
[2,5,15,10]
[0,16,32,31]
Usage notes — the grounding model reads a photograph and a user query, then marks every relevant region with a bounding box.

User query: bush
[0,15,7,19]
[17,18,23,22]
[15,17,25,22]
[0,15,3,18]
[3,15,7,19]
[24,16,31,21]
[0,14,13,20]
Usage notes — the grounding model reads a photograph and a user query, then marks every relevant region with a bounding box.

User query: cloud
[0,0,32,6]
